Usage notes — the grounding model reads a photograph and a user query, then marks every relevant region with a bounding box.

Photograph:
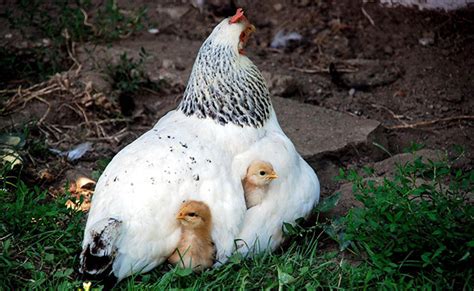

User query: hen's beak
[239,24,256,55]
[247,24,256,34]
[267,172,278,180]
[243,24,256,40]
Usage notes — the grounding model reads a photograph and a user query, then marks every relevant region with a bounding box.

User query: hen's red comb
[229,8,245,24]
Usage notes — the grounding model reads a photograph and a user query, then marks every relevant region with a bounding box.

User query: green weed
[0,0,147,86]
[106,49,162,116]
[3,0,145,43]
[94,0,147,42]
[0,128,84,289]
[91,158,111,181]
[336,151,474,288]
[1,139,472,289]
[0,176,85,289]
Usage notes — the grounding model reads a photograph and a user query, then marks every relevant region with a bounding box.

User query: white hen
[80,8,319,283]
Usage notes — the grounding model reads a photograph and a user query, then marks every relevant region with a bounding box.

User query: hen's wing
[82,110,247,280]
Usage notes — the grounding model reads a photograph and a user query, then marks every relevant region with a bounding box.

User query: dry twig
[371,104,411,125]
[388,116,474,129]
[361,6,375,26]
[290,66,358,74]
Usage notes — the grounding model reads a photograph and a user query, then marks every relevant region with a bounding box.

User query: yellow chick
[242,160,278,209]
[168,200,214,271]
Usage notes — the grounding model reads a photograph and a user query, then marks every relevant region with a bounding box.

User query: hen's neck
[178,39,272,128]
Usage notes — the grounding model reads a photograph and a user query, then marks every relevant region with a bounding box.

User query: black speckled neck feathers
[178,35,272,128]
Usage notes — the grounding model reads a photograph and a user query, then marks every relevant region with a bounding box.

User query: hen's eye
[187,212,196,217]
[259,171,266,176]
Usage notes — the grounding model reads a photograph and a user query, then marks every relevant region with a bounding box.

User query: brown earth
[0,0,473,212]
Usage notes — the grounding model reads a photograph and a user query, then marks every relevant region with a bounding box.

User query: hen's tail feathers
[79,218,122,276]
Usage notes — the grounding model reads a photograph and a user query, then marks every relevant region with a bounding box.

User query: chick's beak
[267,172,278,180]
[176,213,185,220]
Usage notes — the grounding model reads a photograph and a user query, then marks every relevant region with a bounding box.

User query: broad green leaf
[315,192,341,213]
[277,267,295,285]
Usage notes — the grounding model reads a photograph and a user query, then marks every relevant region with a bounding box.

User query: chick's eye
[187,212,196,217]
[259,171,266,176]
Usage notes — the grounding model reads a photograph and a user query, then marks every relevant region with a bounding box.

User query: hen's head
[208,8,256,55]
[179,8,271,128]
[246,160,278,187]
[176,200,212,229]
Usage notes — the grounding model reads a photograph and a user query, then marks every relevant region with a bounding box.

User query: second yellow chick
[242,160,278,209]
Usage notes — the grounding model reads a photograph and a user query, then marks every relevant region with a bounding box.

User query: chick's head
[246,160,278,187]
[176,200,212,228]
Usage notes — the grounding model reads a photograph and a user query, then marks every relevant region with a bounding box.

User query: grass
[105,48,164,116]
[0,0,147,87]
[334,148,474,289]
[0,180,84,289]
[2,2,471,289]
[0,141,472,289]
[4,0,146,43]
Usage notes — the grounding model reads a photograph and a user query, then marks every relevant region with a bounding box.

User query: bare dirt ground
[1,0,473,210]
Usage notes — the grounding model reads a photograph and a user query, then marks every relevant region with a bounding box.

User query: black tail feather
[79,218,122,276]
[80,244,115,275]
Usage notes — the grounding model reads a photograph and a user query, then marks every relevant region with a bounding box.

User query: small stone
[156,5,189,20]
[174,57,186,71]
[295,0,310,7]
[148,28,159,34]
[331,35,350,56]
[419,37,434,46]
[80,72,113,94]
[348,88,356,97]
[373,149,442,176]
[162,59,174,69]
[441,49,450,56]
[419,32,435,46]
[42,38,51,46]
[273,3,283,11]
[336,59,401,89]
[269,74,301,97]
[273,97,381,160]
[383,45,393,55]
[4,33,12,39]
[270,30,303,50]
[441,94,463,103]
